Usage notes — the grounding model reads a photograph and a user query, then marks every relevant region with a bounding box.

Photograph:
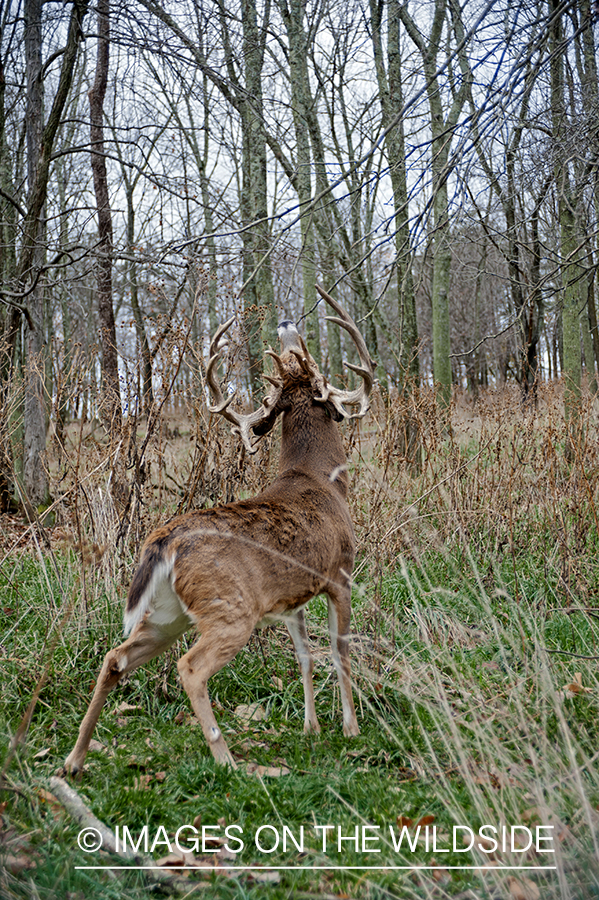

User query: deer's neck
[278,395,348,495]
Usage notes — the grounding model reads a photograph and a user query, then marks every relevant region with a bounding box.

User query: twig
[47,777,198,893]
[541,648,599,660]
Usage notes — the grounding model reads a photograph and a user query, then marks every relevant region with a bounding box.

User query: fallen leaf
[156,853,185,868]
[113,702,144,715]
[271,676,284,690]
[4,854,36,874]
[247,870,281,883]
[246,763,290,777]
[174,710,198,726]
[476,836,496,853]
[507,876,540,900]
[234,702,266,723]
[416,815,435,827]
[124,774,152,792]
[238,739,269,752]
[430,858,450,884]
[397,816,414,828]
[562,672,592,695]
[36,788,62,817]
[33,748,50,760]
[154,771,166,783]
[88,739,105,753]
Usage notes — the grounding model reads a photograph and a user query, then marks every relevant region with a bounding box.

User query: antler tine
[265,348,286,380]
[209,316,236,358]
[315,284,376,418]
[206,316,236,414]
[289,348,313,374]
[206,318,283,454]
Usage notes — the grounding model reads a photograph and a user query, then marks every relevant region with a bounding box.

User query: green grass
[3,387,599,897]
[2,528,599,900]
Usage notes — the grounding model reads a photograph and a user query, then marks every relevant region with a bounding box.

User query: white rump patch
[124,557,194,637]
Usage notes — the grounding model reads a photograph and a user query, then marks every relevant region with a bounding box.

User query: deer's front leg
[286,608,320,734]
[327,589,360,737]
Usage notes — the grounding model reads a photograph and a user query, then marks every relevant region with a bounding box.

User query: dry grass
[1,376,599,899]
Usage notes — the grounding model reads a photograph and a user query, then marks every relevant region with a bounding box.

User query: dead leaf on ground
[35,788,62,818]
[430,858,450,884]
[156,852,188,869]
[238,739,269,753]
[562,672,592,696]
[4,854,37,874]
[88,739,106,753]
[416,815,435,827]
[126,756,148,769]
[174,710,199,726]
[246,870,281,883]
[234,702,266,723]
[396,816,414,828]
[113,701,144,715]
[507,875,540,900]
[124,774,152,792]
[246,762,290,777]
[271,676,284,690]
[33,748,50,760]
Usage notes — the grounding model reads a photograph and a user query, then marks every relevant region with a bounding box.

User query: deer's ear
[316,398,345,422]
[252,408,279,436]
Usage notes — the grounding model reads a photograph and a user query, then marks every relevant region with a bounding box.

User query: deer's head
[206,285,376,455]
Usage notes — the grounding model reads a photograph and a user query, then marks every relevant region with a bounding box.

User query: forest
[1,0,599,898]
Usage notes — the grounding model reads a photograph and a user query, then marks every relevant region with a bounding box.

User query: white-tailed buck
[65,285,374,772]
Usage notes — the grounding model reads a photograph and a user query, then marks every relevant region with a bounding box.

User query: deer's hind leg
[65,621,180,776]
[176,613,255,768]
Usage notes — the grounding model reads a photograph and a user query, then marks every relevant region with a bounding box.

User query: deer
[65,285,375,773]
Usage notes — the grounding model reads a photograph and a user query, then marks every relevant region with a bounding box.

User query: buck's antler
[206,317,283,454]
[315,284,376,419]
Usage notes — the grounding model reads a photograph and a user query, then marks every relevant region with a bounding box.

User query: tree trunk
[399,0,469,408]
[22,0,49,509]
[279,0,320,363]
[126,185,154,414]
[370,0,418,387]
[240,0,277,396]
[89,0,121,436]
[0,51,18,509]
[550,0,582,438]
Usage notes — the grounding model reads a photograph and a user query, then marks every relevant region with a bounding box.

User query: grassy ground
[1,384,599,899]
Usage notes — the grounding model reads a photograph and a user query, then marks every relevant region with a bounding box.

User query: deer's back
[126,471,354,630]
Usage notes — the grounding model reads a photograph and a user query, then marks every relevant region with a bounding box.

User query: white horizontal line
[75,864,558,871]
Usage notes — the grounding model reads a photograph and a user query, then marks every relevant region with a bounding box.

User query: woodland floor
[1,382,599,899]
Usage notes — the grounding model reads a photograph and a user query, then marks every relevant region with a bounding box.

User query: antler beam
[205,317,282,454]
[315,284,376,419]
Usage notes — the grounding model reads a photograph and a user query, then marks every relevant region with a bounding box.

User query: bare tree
[90,0,121,436]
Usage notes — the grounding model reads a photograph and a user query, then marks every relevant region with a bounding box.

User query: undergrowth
[1,382,598,899]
